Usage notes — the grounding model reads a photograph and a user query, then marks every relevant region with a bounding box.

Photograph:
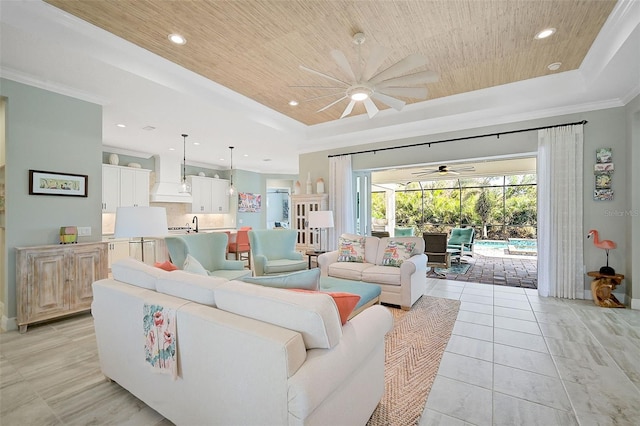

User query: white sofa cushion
[156,271,228,306]
[111,258,166,290]
[214,281,343,349]
[326,261,375,281]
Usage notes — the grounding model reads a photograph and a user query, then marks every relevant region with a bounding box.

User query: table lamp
[308,210,334,253]
[114,206,168,263]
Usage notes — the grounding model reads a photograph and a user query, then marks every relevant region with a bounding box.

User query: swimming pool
[476,239,537,255]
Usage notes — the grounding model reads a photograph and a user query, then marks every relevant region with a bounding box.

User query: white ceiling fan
[412,165,476,176]
[294,32,439,119]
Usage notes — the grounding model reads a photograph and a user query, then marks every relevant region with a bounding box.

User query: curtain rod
[327,119,588,158]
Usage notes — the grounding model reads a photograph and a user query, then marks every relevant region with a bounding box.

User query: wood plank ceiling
[45,0,616,126]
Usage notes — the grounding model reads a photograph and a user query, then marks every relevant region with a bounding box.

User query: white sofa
[92,258,393,425]
[318,234,427,310]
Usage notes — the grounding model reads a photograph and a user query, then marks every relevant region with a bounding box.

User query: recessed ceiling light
[169,147,176,151]
[116,123,126,128]
[289,100,299,106]
[219,157,225,161]
[535,28,556,40]
[193,142,200,146]
[168,33,186,45]
[243,154,249,157]
[547,62,562,71]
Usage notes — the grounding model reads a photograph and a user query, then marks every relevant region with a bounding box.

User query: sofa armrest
[218,259,245,271]
[318,251,339,276]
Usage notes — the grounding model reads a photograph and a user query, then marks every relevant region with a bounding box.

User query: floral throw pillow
[337,236,366,263]
[381,240,416,267]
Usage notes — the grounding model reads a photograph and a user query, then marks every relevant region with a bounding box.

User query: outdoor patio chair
[447,228,475,263]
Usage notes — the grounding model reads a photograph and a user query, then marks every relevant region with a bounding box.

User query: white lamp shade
[114,207,168,238]
[308,210,334,229]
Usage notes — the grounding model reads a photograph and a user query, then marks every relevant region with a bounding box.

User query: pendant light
[228,146,236,196]
[179,134,191,194]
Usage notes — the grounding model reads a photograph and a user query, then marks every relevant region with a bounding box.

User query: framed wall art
[238,192,261,212]
[29,170,88,197]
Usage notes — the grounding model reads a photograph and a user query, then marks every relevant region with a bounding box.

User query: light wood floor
[1,282,639,425]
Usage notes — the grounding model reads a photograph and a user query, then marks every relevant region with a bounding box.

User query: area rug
[434,262,471,275]
[367,296,461,426]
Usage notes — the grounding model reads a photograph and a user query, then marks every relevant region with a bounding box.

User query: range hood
[149,155,193,203]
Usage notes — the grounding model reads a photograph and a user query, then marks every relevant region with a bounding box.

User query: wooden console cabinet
[16,242,108,332]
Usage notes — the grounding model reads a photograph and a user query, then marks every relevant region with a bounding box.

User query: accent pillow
[290,290,360,325]
[154,260,178,271]
[337,236,366,263]
[183,254,209,276]
[381,240,416,267]
[242,269,320,290]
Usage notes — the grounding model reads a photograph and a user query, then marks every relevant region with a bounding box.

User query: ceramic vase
[108,153,119,165]
[316,178,325,194]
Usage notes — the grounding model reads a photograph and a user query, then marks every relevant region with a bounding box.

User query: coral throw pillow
[154,261,178,271]
[289,289,360,325]
[337,236,366,263]
[381,240,416,267]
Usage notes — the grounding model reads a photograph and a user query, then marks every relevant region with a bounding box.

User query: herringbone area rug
[367,296,461,426]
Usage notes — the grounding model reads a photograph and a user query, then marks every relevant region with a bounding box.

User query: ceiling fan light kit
[297,32,439,119]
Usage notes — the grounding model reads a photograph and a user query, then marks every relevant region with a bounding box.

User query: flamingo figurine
[587,229,617,275]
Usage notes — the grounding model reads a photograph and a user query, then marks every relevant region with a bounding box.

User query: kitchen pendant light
[179,134,191,194]
[228,146,236,196]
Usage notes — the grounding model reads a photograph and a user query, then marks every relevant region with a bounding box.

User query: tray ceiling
[44,0,616,126]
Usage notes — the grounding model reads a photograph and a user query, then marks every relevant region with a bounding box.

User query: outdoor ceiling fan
[412,165,476,176]
[294,32,439,119]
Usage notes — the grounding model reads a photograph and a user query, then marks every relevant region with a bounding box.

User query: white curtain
[328,155,355,249]
[537,124,584,298]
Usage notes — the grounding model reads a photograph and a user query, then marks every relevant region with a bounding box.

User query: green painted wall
[1,78,103,326]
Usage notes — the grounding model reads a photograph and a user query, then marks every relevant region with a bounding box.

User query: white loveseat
[318,234,427,310]
[92,258,393,425]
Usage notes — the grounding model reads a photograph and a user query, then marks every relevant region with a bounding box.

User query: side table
[586,271,625,308]
[306,250,326,269]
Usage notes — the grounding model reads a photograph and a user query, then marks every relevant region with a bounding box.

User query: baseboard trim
[1,315,17,332]
[631,298,640,310]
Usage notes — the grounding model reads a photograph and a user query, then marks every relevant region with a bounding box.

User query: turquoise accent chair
[165,233,251,280]
[248,229,307,276]
[447,228,475,262]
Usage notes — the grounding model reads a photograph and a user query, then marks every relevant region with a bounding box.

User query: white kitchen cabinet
[211,178,230,213]
[120,167,150,207]
[188,176,229,213]
[105,238,130,271]
[102,165,120,212]
[102,165,151,211]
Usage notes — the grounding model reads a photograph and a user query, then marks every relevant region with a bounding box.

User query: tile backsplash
[102,202,235,235]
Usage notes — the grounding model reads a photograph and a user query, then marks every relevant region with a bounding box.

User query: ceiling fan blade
[299,65,350,87]
[317,95,348,113]
[377,86,429,99]
[446,171,460,175]
[372,92,405,111]
[361,45,387,81]
[456,166,476,171]
[411,170,437,175]
[330,49,356,82]
[340,100,357,118]
[376,70,439,88]
[363,97,379,118]
[368,53,427,84]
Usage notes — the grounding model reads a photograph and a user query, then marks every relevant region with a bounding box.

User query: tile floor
[1,279,638,425]
[420,278,640,426]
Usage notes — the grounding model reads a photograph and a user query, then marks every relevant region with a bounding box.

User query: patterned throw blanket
[143,302,186,380]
